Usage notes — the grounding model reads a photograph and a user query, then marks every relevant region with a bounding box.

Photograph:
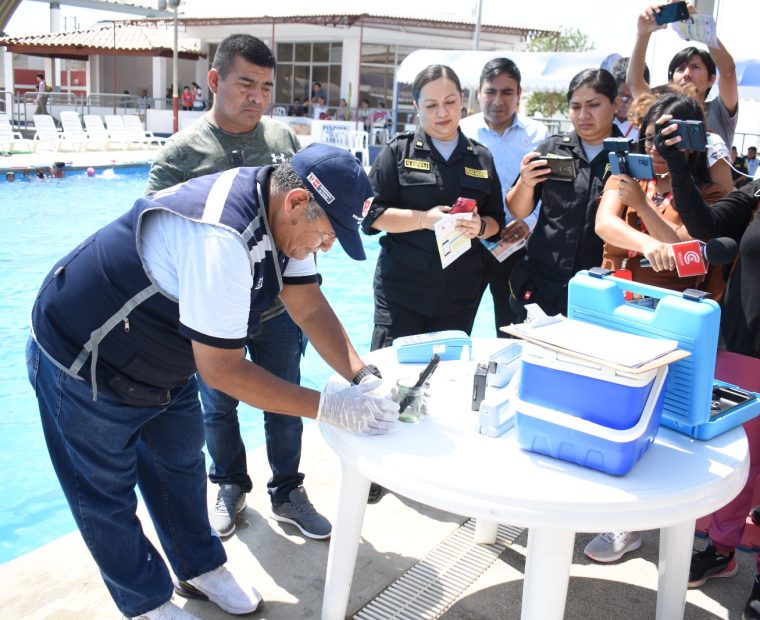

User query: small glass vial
[395,377,424,423]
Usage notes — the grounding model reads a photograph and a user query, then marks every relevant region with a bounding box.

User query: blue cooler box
[515,344,669,475]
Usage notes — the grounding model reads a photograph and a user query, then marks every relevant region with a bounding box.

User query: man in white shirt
[459,57,549,335]
[28,143,398,620]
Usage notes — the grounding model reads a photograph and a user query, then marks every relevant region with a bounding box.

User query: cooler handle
[586,268,707,303]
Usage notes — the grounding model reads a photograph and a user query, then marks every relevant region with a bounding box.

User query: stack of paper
[506,317,681,369]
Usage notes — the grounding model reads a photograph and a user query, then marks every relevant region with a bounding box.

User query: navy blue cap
[290,143,373,260]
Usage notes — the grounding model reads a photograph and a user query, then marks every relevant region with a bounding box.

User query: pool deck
[0,148,754,618]
[0,423,754,620]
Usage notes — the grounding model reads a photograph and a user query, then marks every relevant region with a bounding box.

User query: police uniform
[508,129,617,317]
[363,127,505,349]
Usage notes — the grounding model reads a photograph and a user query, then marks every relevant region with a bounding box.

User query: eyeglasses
[309,227,336,247]
[316,230,336,245]
[641,135,656,150]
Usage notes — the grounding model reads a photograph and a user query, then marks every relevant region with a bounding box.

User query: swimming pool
[0,166,495,564]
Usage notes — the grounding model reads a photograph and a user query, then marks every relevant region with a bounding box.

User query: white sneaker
[174,565,262,615]
[126,600,199,619]
[584,531,642,563]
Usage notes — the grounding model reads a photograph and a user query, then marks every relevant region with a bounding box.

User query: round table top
[321,339,750,532]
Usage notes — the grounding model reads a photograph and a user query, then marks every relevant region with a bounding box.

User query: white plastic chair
[349,130,370,166]
[122,114,166,147]
[32,114,61,151]
[0,114,32,153]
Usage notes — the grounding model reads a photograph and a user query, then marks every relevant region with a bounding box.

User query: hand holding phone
[450,197,477,214]
[655,1,689,25]
[671,120,707,151]
[541,153,576,182]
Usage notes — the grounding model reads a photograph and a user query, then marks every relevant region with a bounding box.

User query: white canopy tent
[396,49,623,94]
[397,49,760,101]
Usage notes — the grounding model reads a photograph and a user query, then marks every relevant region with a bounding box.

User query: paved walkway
[0,424,754,619]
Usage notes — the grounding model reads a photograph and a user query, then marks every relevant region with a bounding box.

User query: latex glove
[317,383,399,434]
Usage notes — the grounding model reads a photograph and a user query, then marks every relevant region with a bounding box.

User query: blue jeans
[26,337,226,617]
[198,310,306,506]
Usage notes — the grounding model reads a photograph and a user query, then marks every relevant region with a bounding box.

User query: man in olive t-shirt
[145,34,331,543]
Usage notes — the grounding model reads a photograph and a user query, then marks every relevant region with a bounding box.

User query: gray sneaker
[210,483,246,538]
[271,486,332,539]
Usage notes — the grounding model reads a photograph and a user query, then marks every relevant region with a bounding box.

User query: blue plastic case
[393,330,471,363]
[567,269,760,439]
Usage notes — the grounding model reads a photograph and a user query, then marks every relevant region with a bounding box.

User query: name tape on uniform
[464,167,488,179]
[404,159,430,171]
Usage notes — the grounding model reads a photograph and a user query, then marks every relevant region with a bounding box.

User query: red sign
[673,240,707,277]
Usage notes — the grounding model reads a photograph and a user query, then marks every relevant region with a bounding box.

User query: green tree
[525,27,595,118]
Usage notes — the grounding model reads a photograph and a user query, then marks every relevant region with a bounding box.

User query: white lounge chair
[104,114,140,149]
[32,114,61,151]
[83,114,120,149]
[58,111,92,151]
[0,114,33,154]
[122,115,166,147]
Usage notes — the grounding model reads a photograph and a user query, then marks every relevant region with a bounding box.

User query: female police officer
[362,64,505,349]
[507,68,619,319]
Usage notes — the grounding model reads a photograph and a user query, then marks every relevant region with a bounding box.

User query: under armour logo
[271,152,289,164]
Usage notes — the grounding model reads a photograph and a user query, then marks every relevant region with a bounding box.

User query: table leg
[656,520,694,620]
[321,461,371,620]
[474,519,498,544]
[520,527,574,620]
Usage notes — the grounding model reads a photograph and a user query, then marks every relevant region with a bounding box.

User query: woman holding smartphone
[362,64,504,350]
[595,92,727,295]
[506,68,619,318]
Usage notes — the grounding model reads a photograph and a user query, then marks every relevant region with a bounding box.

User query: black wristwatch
[350,364,382,385]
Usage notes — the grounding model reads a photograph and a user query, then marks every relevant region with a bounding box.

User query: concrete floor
[1,424,756,620]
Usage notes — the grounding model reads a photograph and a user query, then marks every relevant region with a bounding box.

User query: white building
[0,2,556,134]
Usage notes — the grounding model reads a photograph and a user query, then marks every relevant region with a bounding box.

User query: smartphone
[671,119,707,151]
[450,197,477,214]
[607,152,655,180]
[654,1,689,25]
[626,153,655,180]
[541,153,576,182]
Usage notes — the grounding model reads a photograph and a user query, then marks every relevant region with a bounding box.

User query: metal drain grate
[353,519,524,620]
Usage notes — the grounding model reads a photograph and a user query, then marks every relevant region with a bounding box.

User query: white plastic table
[320,340,750,620]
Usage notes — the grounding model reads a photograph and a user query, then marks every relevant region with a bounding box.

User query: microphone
[639,237,738,271]
[702,237,739,265]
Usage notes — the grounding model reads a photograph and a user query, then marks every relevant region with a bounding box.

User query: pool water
[0,166,495,564]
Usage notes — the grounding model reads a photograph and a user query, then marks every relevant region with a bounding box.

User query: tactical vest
[31,166,286,404]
